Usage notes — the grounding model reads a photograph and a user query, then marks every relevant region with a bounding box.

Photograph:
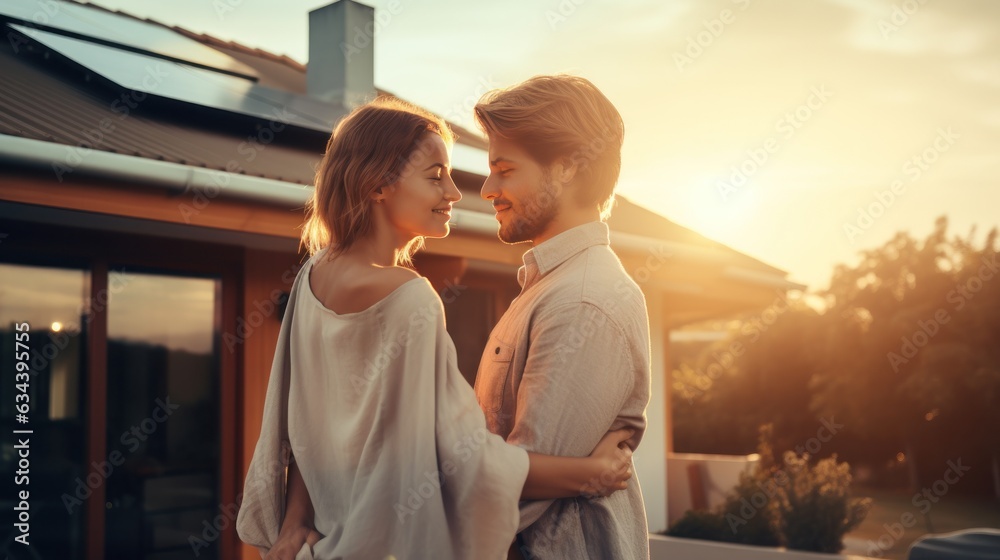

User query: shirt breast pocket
[481,339,514,412]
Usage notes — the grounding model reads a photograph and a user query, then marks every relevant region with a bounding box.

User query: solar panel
[0,0,257,79]
[10,24,345,133]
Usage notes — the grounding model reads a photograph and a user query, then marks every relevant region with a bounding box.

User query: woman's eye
[499,169,512,177]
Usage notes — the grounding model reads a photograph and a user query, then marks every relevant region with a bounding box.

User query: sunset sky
[93,0,1000,290]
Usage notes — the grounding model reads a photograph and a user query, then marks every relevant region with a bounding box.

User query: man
[473,75,651,560]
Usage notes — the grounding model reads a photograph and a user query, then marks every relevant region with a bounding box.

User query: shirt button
[494,347,501,354]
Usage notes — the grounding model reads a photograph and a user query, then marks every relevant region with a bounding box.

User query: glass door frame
[0,220,242,559]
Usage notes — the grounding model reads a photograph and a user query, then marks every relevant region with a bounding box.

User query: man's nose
[481,174,499,200]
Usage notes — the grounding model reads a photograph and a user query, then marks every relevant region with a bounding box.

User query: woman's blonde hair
[474,75,624,219]
[301,97,454,265]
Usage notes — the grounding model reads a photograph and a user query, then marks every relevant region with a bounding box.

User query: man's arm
[521,428,635,499]
[509,301,642,482]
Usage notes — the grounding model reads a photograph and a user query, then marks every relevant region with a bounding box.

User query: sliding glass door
[0,263,89,559]
[104,272,221,559]
[0,257,227,560]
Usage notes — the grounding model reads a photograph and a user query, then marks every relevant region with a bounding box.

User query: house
[0,0,802,558]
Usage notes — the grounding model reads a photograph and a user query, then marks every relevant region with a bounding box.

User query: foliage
[776,451,872,552]
[666,426,872,553]
[672,216,1000,495]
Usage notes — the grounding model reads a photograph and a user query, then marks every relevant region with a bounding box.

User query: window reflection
[105,272,220,560]
[0,263,88,560]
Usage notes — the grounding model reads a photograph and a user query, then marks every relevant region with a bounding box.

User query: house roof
[0,0,788,278]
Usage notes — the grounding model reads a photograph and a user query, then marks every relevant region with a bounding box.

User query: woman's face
[379,133,462,240]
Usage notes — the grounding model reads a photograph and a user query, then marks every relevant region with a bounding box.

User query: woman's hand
[264,525,323,560]
[582,428,635,498]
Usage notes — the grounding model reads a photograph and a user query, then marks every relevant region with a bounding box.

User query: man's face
[481,135,561,245]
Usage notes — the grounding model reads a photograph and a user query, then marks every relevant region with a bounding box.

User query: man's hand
[582,428,634,498]
[264,525,323,560]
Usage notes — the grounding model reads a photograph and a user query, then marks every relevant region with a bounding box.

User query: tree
[672,216,1000,498]
[813,217,1000,494]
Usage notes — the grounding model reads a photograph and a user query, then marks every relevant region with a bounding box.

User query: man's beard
[498,175,561,244]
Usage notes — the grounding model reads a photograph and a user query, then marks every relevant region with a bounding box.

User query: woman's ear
[370,186,387,204]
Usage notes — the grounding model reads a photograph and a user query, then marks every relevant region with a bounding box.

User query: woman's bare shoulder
[372,266,421,288]
[365,267,440,321]
[310,261,426,314]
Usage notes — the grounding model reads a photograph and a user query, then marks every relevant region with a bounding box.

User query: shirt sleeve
[505,301,643,529]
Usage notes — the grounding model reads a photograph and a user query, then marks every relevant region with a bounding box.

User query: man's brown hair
[474,75,624,218]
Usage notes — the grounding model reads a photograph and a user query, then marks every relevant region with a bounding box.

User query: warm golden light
[51,321,63,332]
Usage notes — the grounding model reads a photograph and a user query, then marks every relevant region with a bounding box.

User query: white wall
[635,288,668,533]
[650,535,878,560]
[666,452,759,525]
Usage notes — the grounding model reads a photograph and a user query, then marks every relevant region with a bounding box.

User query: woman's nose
[445,176,462,202]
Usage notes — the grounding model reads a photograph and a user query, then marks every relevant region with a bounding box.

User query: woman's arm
[263,461,322,560]
[521,428,634,500]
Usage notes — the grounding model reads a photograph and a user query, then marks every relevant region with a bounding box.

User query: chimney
[307,0,376,108]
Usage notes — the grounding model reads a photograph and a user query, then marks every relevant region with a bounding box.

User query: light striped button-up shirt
[474,220,652,559]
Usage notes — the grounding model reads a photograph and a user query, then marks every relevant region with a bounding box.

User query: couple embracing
[237,74,652,560]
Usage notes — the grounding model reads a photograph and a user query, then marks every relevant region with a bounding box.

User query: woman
[236,98,634,560]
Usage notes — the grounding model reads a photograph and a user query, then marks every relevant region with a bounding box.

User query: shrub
[776,451,872,553]
[665,509,728,541]
[665,425,872,553]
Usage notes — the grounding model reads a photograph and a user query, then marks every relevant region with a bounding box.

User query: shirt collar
[517,221,610,288]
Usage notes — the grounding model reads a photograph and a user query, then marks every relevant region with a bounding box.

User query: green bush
[665,471,781,547]
[665,509,729,541]
[720,470,783,546]
[776,451,872,553]
[665,425,872,553]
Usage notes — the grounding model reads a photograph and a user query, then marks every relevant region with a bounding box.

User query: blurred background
[0,1,996,559]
